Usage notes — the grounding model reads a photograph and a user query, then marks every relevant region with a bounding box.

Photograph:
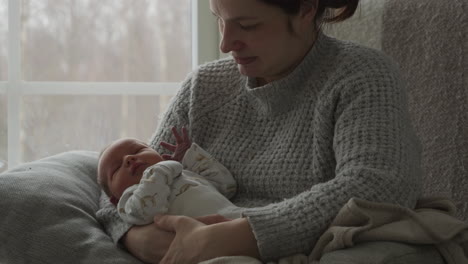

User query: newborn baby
[97,129,240,225]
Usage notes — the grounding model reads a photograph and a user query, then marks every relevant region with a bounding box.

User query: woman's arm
[123,214,233,264]
[156,215,260,264]
[240,57,422,260]
[122,223,175,264]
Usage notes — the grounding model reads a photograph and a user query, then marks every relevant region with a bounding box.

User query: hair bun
[322,0,349,9]
[318,0,359,23]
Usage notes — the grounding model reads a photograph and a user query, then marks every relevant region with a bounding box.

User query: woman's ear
[110,196,119,205]
[300,0,318,21]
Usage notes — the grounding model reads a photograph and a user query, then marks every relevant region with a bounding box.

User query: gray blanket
[0,151,142,263]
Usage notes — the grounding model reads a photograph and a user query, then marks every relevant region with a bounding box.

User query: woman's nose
[219,26,245,54]
[220,39,245,54]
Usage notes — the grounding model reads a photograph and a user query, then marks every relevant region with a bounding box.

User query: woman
[97,0,437,263]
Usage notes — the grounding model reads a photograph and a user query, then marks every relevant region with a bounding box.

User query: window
[0,0,7,172]
[0,93,5,172]
[0,0,219,172]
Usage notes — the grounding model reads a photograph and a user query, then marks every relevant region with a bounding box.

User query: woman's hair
[259,0,360,24]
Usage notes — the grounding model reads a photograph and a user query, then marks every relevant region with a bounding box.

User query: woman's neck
[255,29,318,86]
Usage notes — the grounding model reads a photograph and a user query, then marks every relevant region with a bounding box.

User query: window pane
[22,0,192,82]
[20,94,173,162]
[0,93,6,173]
[0,0,7,80]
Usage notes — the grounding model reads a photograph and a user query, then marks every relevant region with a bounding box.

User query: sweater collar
[244,31,331,115]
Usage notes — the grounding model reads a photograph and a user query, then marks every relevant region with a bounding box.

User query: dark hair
[259,0,360,24]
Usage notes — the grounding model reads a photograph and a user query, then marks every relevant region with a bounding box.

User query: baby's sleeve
[182,143,237,199]
[117,161,183,225]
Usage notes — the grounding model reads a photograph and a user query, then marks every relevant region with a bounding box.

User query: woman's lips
[234,56,256,65]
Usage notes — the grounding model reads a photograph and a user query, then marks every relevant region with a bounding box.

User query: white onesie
[117,143,241,225]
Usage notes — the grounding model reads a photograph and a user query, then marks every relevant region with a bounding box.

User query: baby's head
[97,138,164,205]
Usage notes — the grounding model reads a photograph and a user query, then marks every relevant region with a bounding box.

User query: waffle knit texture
[97,32,422,261]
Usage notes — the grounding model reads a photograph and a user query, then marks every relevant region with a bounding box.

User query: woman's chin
[238,65,261,78]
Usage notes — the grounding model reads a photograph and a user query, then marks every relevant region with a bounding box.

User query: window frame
[4,0,219,168]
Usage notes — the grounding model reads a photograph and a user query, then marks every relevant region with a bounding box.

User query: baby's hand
[160,127,192,162]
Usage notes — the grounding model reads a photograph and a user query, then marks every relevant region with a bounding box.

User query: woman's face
[210,0,316,85]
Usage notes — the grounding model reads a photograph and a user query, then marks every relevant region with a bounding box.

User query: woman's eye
[239,24,258,30]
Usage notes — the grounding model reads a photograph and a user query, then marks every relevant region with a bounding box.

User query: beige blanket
[309,197,468,264]
[201,197,468,264]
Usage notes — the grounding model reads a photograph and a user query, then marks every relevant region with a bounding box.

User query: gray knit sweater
[97,33,422,261]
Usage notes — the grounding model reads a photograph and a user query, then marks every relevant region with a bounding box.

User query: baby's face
[98,138,164,200]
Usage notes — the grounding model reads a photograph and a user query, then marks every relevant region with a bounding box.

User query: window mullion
[20,82,180,95]
[0,83,6,93]
[7,0,22,168]
[192,0,219,66]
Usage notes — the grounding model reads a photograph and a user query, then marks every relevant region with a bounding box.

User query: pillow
[0,151,142,264]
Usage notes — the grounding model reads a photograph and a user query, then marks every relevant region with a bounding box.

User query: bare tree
[0,0,6,81]
[18,0,192,162]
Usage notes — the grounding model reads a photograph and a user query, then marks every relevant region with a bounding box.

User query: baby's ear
[110,196,119,206]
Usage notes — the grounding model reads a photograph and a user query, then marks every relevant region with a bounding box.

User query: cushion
[325,0,468,222]
[381,0,468,221]
[0,151,142,264]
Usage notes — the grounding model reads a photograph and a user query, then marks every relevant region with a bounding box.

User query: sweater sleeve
[96,191,132,244]
[242,59,422,261]
[149,73,193,152]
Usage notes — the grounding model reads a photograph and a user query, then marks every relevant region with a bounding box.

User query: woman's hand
[196,214,232,224]
[122,215,230,264]
[155,215,261,264]
[122,224,175,264]
[160,127,192,162]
